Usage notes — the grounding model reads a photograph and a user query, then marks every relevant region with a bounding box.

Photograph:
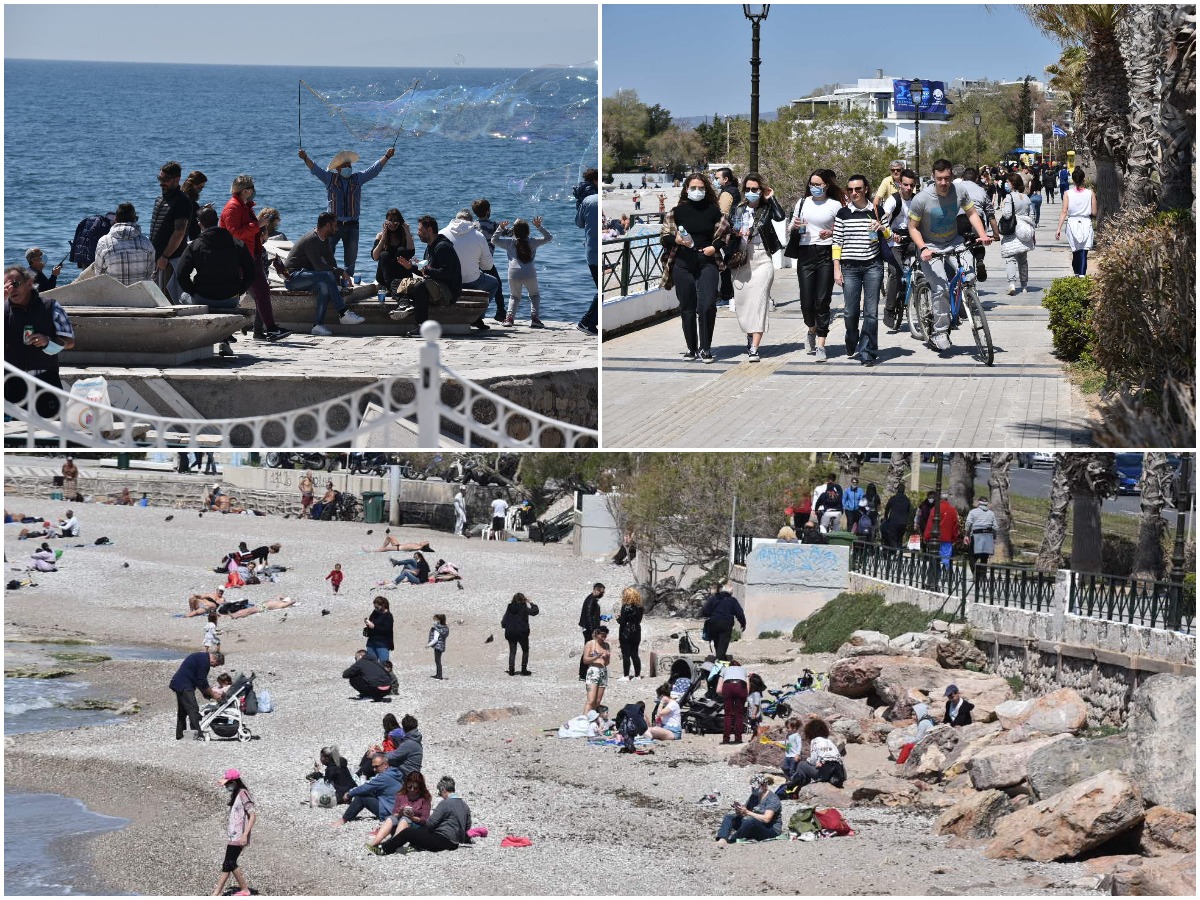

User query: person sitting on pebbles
[30,542,57,572]
[370,775,472,856]
[715,773,782,846]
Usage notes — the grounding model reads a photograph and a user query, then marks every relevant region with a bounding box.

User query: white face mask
[687,189,705,202]
[744,191,761,204]
[339,167,352,178]
[810,186,826,198]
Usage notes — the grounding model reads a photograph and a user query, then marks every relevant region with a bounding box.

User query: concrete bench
[242,285,490,335]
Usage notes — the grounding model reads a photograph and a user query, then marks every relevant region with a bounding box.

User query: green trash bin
[826,531,857,547]
[116,453,131,470]
[362,491,386,524]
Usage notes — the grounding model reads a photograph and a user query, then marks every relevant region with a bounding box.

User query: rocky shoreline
[4,496,1188,895]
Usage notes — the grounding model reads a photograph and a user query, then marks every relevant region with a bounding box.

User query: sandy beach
[3,492,1098,896]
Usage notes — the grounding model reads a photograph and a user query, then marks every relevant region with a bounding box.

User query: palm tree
[1132,452,1172,580]
[1022,4,1130,219]
[883,452,911,499]
[988,453,1016,564]
[949,453,980,518]
[1159,5,1197,211]
[1037,456,1074,572]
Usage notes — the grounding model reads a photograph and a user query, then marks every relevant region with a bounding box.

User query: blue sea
[4,642,178,895]
[4,60,597,320]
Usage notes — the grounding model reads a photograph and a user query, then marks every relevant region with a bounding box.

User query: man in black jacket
[882,485,913,549]
[390,215,464,329]
[943,684,974,726]
[577,583,605,680]
[343,649,392,701]
[177,207,257,354]
[699,584,746,661]
[4,266,76,419]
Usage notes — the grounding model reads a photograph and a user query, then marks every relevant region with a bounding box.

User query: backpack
[814,807,854,836]
[787,806,819,835]
[69,213,116,269]
[854,515,874,541]
[241,682,258,715]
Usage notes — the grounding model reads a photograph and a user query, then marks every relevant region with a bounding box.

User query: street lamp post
[909,78,926,176]
[743,5,770,174]
[973,112,982,162]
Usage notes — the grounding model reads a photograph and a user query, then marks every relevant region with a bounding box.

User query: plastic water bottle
[677,226,690,247]
[378,288,386,305]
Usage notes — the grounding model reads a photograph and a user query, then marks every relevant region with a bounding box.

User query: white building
[790,71,951,160]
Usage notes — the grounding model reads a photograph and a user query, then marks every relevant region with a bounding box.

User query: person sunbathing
[186,591,297,618]
[365,536,434,553]
[432,559,461,582]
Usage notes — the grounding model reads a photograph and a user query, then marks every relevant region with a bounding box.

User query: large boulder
[1127,674,1196,814]
[934,789,1014,839]
[785,689,872,734]
[967,734,1073,790]
[930,638,988,671]
[887,723,919,760]
[1109,852,1197,896]
[795,781,849,807]
[890,631,944,654]
[996,688,1088,737]
[850,774,921,806]
[1027,735,1130,801]
[984,770,1145,861]
[829,655,1013,723]
[1140,807,1196,857]
[899,722,1005,782]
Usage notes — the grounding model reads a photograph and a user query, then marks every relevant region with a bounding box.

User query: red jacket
[219,195,263,257]
[922,500,960,543]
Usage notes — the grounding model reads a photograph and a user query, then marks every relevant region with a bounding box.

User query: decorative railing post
[416,321,442,447]
[620,242,632,296]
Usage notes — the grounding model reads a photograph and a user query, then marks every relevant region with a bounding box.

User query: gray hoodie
[385,729,423,777]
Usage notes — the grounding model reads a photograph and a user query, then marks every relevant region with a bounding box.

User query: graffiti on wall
[746,544,849,590]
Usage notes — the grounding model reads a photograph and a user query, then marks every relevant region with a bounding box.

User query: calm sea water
[4,60,597,320]
[4,643,177,894]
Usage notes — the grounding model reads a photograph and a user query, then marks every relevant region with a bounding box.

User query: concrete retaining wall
[732,544,850,637]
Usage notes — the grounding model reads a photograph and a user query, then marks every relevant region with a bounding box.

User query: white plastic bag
[65,376,114,437]
[256,689,273,713]
[310,779,336,809]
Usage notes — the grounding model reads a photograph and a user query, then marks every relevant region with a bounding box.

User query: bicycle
[908,244,994,366]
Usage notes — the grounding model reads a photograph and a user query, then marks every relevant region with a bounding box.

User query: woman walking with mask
[730,173,785,361]
[665,174,725,363]
[788,170,845,362]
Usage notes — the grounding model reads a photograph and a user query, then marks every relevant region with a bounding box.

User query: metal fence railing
[4,322,598,450]
[973,564,1057,613]
[601,229,666,299]
[1069,571,1195,634]
[733,532,755,567]
[850,542,970,600]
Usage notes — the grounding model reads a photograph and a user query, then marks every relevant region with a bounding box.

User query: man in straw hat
[297,146,394,278]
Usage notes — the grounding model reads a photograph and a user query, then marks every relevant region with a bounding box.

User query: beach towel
[467,826,489,839]
[500,836,532,848]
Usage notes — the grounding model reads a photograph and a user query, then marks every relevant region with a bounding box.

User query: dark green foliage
[1042,275,1095,362]
[790,592,935,653]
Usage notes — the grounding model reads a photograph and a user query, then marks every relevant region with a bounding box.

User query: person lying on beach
[5,509,32,523]
[30,543,57,572]
[17,523,50,539]
[186,591,296,618]
[365,535,434,553]
[432,559,461,582]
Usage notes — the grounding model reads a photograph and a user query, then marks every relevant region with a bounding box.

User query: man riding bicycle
[907,159,993,350]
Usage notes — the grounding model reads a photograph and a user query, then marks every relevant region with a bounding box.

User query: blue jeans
[1029,193,1042,226]
[462,271,501,311]
[716,813,777,843]
[285,270,346,326]
[366,643,390,663]
[841,258,883,359]
[394,569,422,585]
[328,220,361,276]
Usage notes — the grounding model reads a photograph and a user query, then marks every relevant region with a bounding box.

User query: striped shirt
[306,156,387,222]
[832,204,881,262]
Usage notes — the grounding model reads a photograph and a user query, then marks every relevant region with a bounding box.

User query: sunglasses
[846,186,866,193]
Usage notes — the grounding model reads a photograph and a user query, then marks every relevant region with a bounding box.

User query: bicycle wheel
[964,285,994,366]
[910,282,934,343]
[906,279,928,342]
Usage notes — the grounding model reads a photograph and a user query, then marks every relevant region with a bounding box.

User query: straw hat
[327,150,360,171]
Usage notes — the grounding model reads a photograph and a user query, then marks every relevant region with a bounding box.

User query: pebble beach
[3,496,1098,896]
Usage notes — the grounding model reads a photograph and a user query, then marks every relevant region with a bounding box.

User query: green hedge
[1042,275,1095,362]
[791,591,937,653]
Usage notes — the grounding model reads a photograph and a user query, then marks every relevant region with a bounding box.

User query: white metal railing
[4,321,598,449]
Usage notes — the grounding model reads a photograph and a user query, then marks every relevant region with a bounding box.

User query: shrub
[1005,675,1025,696]
[758,630,784,640]
[1041,275,1095,362]
[791,591,934,653]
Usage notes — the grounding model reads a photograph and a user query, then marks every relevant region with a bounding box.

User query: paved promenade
[601,199,1091,448]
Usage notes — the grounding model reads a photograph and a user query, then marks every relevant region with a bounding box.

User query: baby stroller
[679,661,752,737]
[199,672,256,742]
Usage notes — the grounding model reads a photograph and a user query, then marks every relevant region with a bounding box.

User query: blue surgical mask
[744,191,761,204]
[810,186,826,198]
[1004,183,1012,192]
[687,189,705,202]
[339,167,352,178]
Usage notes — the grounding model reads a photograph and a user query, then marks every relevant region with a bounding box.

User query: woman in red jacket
[219,175,285,341]
[921,494,960,570]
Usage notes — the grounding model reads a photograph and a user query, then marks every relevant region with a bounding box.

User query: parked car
[1115,453,1144,495]
[1016,453,1055,469]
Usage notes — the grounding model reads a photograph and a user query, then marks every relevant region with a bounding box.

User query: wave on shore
[4,793,130,895]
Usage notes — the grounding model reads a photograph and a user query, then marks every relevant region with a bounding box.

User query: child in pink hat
[214,768,255,896]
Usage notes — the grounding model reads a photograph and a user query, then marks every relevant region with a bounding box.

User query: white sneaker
[340,310,365,325]
[932,332,951,351]
[1006,284,1018,296]
[311,324,333,336]
[618,676,630,682]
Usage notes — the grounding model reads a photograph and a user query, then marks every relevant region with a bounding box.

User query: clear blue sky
[5,4,597,67]
[603,4,1064,118]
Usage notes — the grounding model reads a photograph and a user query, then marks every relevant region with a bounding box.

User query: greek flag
[1052,124,1067,137]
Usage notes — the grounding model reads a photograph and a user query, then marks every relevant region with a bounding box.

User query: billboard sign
[1023,133,1044,150]
[893,79,948,115]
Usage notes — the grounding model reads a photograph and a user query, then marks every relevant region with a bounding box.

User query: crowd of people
[649,154,1092,364]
